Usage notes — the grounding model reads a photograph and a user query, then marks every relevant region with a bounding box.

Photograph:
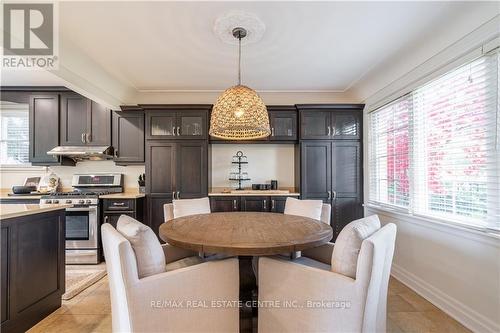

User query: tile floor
[28,276,471,333]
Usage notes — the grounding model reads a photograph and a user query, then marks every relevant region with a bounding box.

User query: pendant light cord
[238,33,242,85]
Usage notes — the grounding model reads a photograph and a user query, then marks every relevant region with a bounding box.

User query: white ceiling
[58,1,478,91]
[2,1,497,104]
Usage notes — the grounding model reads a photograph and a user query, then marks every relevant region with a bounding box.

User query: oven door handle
[66,207,95,212]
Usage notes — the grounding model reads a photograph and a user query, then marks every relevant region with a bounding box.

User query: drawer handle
[263,199,267,210]
[233,199,237,210]
[113,202,126,206]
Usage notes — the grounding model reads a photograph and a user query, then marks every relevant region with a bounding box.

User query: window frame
[368,50,500,232]
[0,102,31,167]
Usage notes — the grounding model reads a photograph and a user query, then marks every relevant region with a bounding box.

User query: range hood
[47,146,114,161]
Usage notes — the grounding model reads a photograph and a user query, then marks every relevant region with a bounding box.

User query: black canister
[271,180,278,190]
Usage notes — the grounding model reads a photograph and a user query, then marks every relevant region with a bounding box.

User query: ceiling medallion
[213,11,266,46]
[209,25,270,141]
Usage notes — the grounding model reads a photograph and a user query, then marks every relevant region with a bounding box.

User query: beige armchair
[101,223,239,332]
[258,222,397,333]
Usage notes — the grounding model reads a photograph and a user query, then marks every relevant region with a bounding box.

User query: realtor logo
[2,2,58,69]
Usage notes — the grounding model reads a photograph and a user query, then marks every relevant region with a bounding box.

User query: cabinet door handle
[177,191,180,199]
[172,192,176,200]
[327,126,331,136]
[114,150,119,158]
[263,199,267,210]
[81,133,86,143]
[271,199,275,211]
[233,199,237,210]
[104,216,109,223]
[86,133,92,142]
[172,126,176,136]
[328,191,332,200]
[271,128,275,136]
[177,126,181,136]
[332,191,336,200]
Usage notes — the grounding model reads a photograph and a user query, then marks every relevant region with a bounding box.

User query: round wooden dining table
[159,211,333,256]
[160,212,332,333]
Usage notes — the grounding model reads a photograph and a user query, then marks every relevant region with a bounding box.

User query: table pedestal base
[239,256,258,333]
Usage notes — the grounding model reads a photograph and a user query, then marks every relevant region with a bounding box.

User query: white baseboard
[391,264,500,333]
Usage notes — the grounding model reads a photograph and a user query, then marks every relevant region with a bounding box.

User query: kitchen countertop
[100,191,146,199]
[0,204,71,220]
[209,188,300,196]
[0,189,44,199]
[1,189,145,199]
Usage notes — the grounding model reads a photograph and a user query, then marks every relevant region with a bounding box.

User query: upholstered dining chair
[258,215,397,333]
[164,197,211,222]
[283,197,331,260]
[102,216,239,333]
[283,197,331,224]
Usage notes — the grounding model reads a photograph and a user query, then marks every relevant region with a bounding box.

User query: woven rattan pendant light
[209,27,270,140]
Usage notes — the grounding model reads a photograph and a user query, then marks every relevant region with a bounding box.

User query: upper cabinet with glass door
[268,106,297,141]
[298,105,364,140]
[144,106,210,140]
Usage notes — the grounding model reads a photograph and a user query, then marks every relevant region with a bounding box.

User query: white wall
[362,12,500,333]
[0,161,145,191]
[369,208,500,333]
[211,144,295,189]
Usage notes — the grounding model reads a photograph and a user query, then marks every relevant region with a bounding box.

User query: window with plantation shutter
[0,103,30,165]
[369,50,500,231]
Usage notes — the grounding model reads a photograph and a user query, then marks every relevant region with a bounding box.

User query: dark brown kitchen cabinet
[176,142,208,199]
[210,196,240,212]
[298,105,363,140]
[112,111,145,164]
[88,101,111,146]
[29,94,61,165]
[300,140,363,240]
[1,210,65,333]
[241,196,270,212]
[146,112,176,139]
[300,141,332,201]
[331,141,363,238]
[103,198,144,230]
[146,141,207,198]
[146,140,208,237]
[146,141,176,196]
[300,111,331,140]
[60,93,111,146]
[147,196,172,239]
[210,196,293,213]
[60,93,88,145]
[270,196,288,213]
[145,107,209,140]
[268,107,297,141]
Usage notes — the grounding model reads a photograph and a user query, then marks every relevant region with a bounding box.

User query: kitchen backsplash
[0,161,145,190]
[1,145,296,191]
[211,144,296,188]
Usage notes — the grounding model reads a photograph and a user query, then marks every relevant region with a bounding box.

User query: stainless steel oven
[65,205,99,263]
[40,172,124,264]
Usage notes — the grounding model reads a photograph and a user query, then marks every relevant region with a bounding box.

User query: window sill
[365,203,500,243]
